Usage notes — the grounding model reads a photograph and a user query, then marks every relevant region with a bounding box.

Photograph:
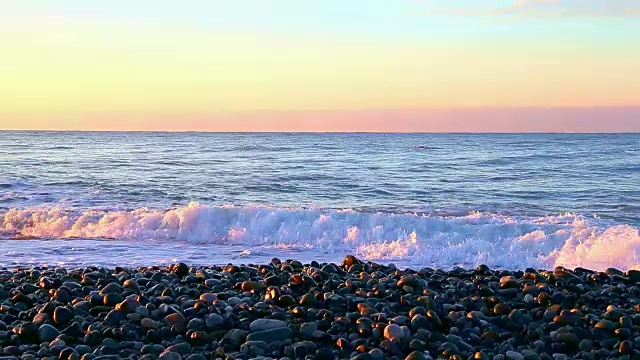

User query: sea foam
[1,202,639,270]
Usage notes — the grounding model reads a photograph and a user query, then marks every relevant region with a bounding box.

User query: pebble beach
[2,2,640,358]
[2,256,640,360]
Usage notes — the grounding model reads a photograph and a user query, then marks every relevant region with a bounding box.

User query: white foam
[1,203,639,270]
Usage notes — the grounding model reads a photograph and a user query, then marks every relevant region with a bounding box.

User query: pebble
[405,351,427,360]
[383,324,406,342]
[299,293,317,306]
[99,283,122,295]
[500,276,518,289]
[300,322,318,337]
[164,343,191,356]
[0,257,637,360]
[205,313,223,328]
[246,327,293,342]
[222,329,248,347]
[164,313,186,329]
[185,355,207,360]
[158,352,182,360]
[241,281,265,292]
[52,307,74,327]
[199,293,217,303]
[37,324,59,342]
[369,348,385,360]
[249,318,288,332]
[505,351,525,360]
[140,318,160,330]
[619,340,632,355]
[315,348,335,360]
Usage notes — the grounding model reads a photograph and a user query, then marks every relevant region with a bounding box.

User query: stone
[187,318,203,330]
[249,319,287,332]
[397,275,420,288]
[158,352,182,360]
[141,345,164,355]
[222,329,248,347]
[117,297,139,312]
[141,318,160,330]
[75,345,92,355]
[246,327,293,342]
[383,324,406,342]
[51,338,67,348]
[620,340,633,355]
[54,288,71,303]
[553,331,579,349]
[37,324,60,342]
[299,293,317,306]
[99,283,123,295]
[426,310,443,329]
[53,307,74,327]
[164,313,186,330]
[241,281,265,292]
[16,322,38,341]
[405,351,427,360]
[293,342,309,359]
[165,343,191,356]
[315,348,335,360]
[578,339,593,352]
[186,355,207,360]
[205,314,223,328]
[506,351,525,360]
[521,350,540,360]
[199,293,217,303]
[500,276,518,289]
[104,310,125,326]
[300,322,318,337]
[59,347,79,360]
[409,340,428,351]
[493,303,511,316]
[594,320,617,332]
[170,263,189,277]
[351,354,373,360]
[103,293,123,306]
[122,279,139,290]
[369,348,385,360]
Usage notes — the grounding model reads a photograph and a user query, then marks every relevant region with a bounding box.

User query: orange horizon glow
[3,107,639,133]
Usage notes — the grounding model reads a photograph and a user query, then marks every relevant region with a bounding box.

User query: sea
[0,131,638,270]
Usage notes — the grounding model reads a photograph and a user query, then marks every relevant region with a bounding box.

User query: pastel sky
[1,0,639,132]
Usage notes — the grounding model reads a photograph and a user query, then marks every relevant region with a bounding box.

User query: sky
[0,0,639,132]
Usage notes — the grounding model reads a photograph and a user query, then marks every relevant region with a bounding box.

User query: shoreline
[1,256,640,360]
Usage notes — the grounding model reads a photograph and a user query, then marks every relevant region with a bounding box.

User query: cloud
[414,0,640,18]
[494,0,559,14]
[493,0,640,17]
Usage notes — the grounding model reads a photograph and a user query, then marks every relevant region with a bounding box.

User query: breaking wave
[1,202,639,270]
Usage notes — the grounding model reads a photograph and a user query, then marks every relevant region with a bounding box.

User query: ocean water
[0,131,639,270]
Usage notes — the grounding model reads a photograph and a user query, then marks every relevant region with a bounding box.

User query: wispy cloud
[493,0,559,14]
[415,0,640,18]
[496,0,639,17]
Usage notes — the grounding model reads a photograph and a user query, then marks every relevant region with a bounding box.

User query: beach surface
[2,256,640,360]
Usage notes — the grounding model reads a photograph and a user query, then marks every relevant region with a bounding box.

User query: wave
[1,203,639,270]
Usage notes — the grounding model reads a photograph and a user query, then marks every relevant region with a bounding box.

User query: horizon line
[2,129,639,135]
